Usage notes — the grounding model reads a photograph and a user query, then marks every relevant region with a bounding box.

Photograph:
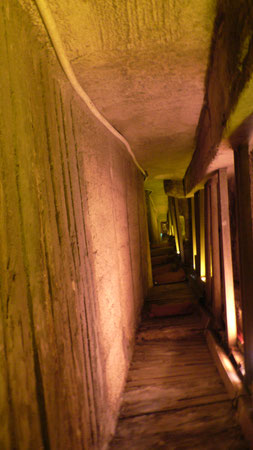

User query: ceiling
[21,0,253,220]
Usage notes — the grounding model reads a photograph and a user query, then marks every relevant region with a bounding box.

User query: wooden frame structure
[218,169,237,347]
[210,175,222,326]
[204,181,212,305]
[194,191,201,276]
[199,189,205,281]
[192,170,237,345]
[188,158,253,390]
[234,144,253,387]
[174,198,185,263]
[191,197,197,269]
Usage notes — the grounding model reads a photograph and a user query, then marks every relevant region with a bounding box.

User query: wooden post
[204,182,212,304]
[210,174,222,325]
[218,169,237,347]
[234,144,253,388]
[175,198,185,263]
[167,197,173,235]
[199,189,205,280]
[191,197,197,270]
[194,191,200,276]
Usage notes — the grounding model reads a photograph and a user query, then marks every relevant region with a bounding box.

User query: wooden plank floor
[109,282,249,449]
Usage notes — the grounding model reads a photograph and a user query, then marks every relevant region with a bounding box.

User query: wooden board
[110,426,247,450]
[109,282,249,449]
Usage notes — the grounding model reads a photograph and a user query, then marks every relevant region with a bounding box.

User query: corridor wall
[0,2,151,448]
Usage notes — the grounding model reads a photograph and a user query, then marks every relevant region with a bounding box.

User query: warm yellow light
[226,291,237,345]
[232,349,245,376]
[220,354,241,385]
[201,276,206,282]
[200,261,206,279]
[174,221,180,254]
[200,190,205,279]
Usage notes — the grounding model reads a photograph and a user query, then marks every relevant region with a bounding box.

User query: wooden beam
[234,144,253,388]
[204,182,212,305]
[210,175,222,325]
[194,192,200,276]
[199,189,205,280]
[184,1,253,195]
[218,169,237,347]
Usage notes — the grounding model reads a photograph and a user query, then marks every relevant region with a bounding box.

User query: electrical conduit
[34,0,147,179]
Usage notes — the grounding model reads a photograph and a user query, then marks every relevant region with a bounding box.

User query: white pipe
[34,0,147,179]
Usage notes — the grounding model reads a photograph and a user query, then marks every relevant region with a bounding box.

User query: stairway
[109,243,249,449]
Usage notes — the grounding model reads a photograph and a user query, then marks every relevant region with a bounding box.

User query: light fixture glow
[200,190,206,279]
[220,354,241,385]
[191,198,197,269]
[225,288,237,346]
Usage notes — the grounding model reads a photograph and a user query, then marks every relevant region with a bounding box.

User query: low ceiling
[22,0,253,219]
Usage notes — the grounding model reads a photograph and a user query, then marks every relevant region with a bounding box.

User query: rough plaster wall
[0,2,151,449]
[72,94,152,410]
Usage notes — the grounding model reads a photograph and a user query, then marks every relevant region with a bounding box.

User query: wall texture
[0,1,151,449]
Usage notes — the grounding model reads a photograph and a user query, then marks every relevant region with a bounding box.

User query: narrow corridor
[2,2,253,448]
[109,244,249,449]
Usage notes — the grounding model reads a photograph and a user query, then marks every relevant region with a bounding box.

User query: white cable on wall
[34,0,147,179]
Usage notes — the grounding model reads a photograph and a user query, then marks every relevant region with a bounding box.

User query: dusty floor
[109,245,249,449]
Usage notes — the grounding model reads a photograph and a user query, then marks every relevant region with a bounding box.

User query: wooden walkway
[109,282,248,449]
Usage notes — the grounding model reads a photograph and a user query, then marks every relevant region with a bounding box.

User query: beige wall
[0,2,151,449]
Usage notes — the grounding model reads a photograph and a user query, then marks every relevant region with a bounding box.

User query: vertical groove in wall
[40,64,95,447]
[39,63,62,248]
[52,83,76,270]
[70,101,89,255]
[0,8,17,448]
[36,62,73,331]
[52,79,97,447]
[9,67,51,450]
[1,4,50,447]
[30,110,55,323]
[49,71,96,446]
[59,89,81,267]
[30,76,57,324]
[69,99,101,445]
[0,260,17,449]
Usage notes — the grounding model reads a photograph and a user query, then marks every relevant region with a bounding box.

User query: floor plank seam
[119,399,235,420]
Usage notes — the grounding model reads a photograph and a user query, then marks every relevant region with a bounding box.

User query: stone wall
[0,2,151,448]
